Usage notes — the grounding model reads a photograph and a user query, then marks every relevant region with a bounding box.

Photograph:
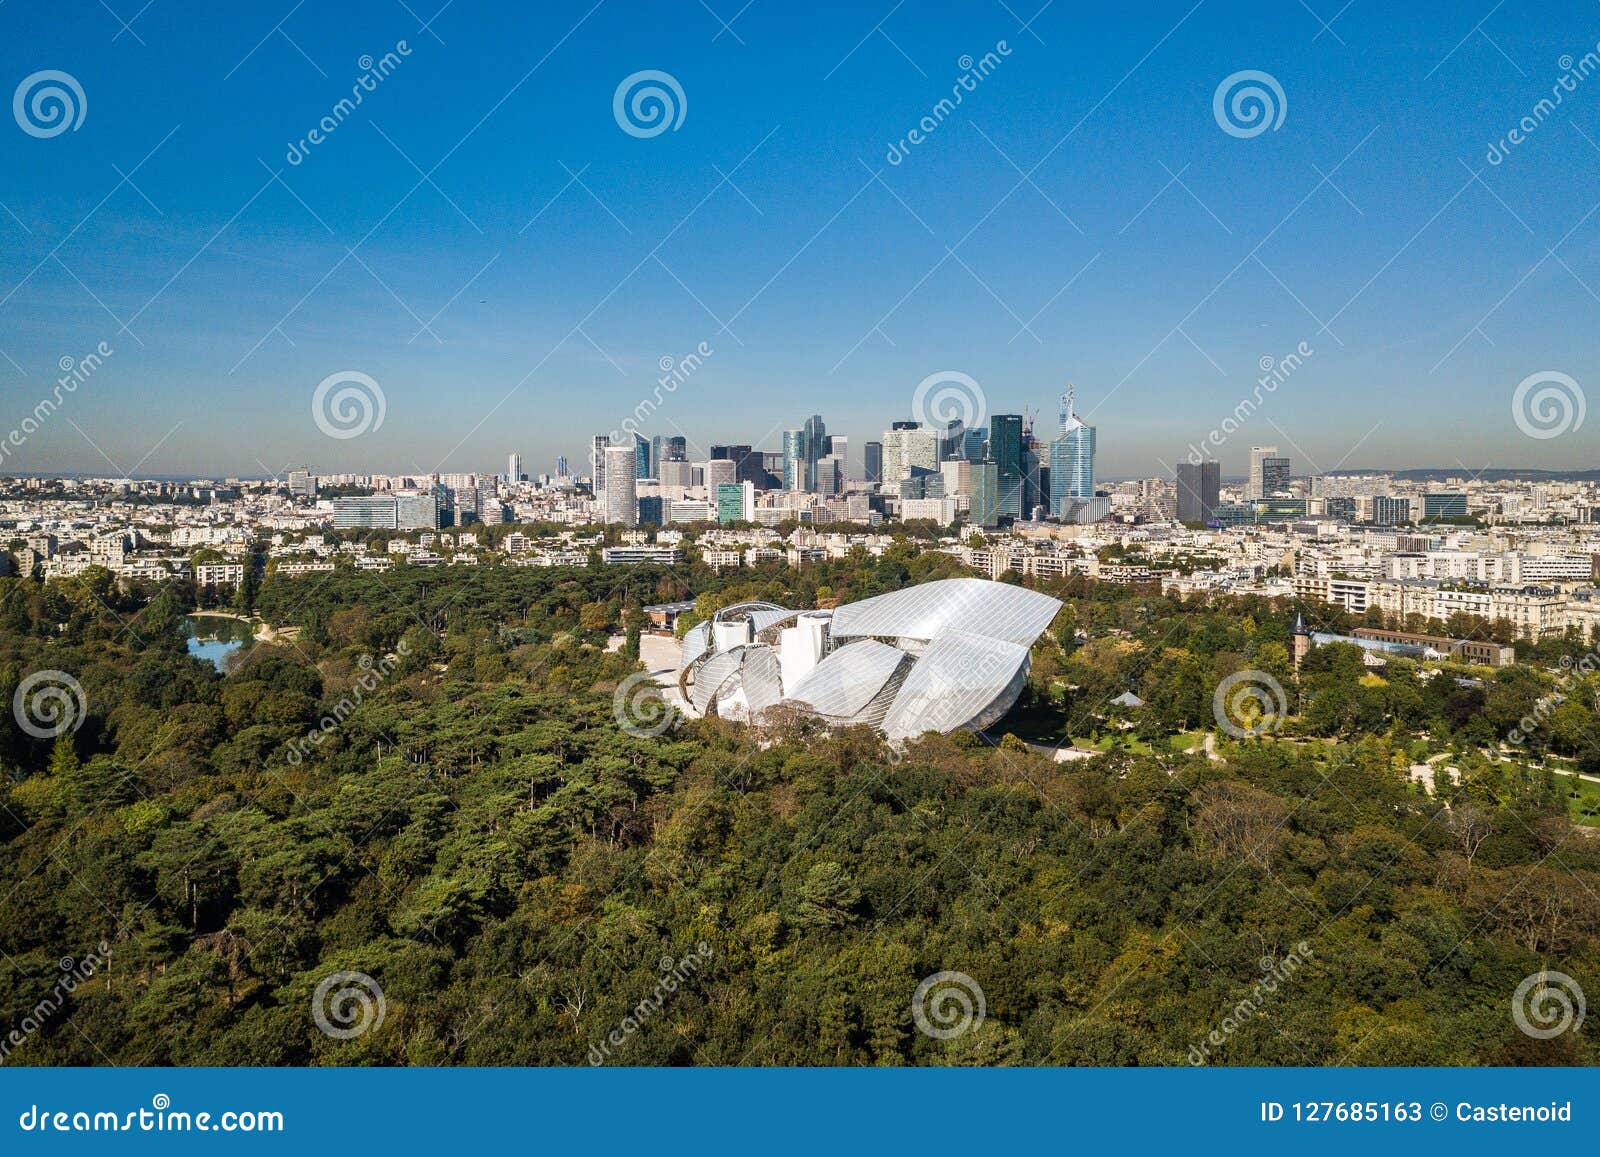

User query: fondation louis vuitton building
[677,577,1062,743]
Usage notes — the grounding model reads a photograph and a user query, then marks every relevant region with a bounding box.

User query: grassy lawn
[1550,769,1600,827]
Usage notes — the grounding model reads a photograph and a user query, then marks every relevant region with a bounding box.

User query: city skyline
[2,2,1598,480]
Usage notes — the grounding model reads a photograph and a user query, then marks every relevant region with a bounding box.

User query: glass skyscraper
[1048,392,1095,517]
[989,414,1024,519]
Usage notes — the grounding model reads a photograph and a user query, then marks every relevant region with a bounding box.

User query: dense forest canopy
[0,553,1596,1065]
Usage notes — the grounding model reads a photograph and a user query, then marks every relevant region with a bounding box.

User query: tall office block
[508,452,523,483]
[634,433,651,481]
[990,414,1024,519]
[1176,461,1220,523]
[602,444,638,526]
[592,434,610,492]
[864,441,882,484]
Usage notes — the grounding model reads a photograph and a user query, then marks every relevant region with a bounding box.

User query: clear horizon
[2,1,1598,480]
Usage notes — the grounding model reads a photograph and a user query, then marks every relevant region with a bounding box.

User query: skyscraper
[1047,388,1095,517]
[507,452,523,483]
[802,414,827,492]
[969,459,1001,528]
[1247,446,1277,500]
[634,433,651,481]
[990,414,1024,519]
[1176,460,1221,523]
[1261,455,1292,497]
[864,441,882,484]
[592,434,610,491]
[961,427,987,461]
[782,429,805,492]
[602,443,638,526]
[663,436,687,462]
[555,455,568,478]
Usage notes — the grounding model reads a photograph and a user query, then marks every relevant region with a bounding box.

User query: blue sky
[2,0,1598,479]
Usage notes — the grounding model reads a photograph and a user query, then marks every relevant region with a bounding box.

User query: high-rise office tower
[508,452,523,483]
[1247,446,1276,500]
[634,433,651,481]
[650,436,664,477]
[864,441,882,484]
[1261,455,1291,497]
[802,414,827,491]
[961,427,987,462]
[864,438,889,483]
[1047,388,1096,517]
[990,414,1025,519]
[555,455,568,478]
[592,435,610,491]
[782,429,806,491]
[663,435,687,462]
[704,458,737,494]
[969,460,1001,528]
[288,468,317,498]
[602,444,638,526]
[1176,460,1221,523]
